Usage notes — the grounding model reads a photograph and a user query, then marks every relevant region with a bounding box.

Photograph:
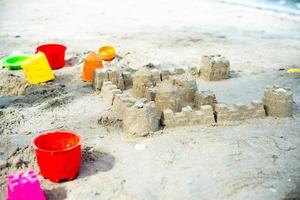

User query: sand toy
[98,46,116,61]
[33,130,82,183]
[1,55,30,70]
[82,51,103,82]
[36,44,66,70]
[7,169,46,200]
[21,52,55,84]
[287,68,300,73]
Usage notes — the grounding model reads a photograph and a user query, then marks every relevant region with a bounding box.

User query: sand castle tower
[123,101,159,137]
[172,73,197,106]
[263,85,293,117]
[132,67,155,98]
[155,81,181,117]
[194,90,218,110]
[200,55,230,81]
[93,67,125,91]
[93,68,108,91]
[107,68,125,90]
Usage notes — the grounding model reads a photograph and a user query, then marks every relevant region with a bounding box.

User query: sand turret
[132,67,155,98]
[263,85,293,117]
[200,55,230,81]
[155,81,181,117]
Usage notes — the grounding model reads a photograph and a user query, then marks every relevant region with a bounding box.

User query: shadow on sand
[44,186,68,200]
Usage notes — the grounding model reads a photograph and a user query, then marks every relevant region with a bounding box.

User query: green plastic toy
[1,55,31,70]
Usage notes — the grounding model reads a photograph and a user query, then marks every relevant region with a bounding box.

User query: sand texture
[1,0,300,199]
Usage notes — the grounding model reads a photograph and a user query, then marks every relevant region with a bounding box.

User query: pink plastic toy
[6,169,46,200]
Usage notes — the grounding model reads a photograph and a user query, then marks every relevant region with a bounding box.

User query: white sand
[0,0,300,199]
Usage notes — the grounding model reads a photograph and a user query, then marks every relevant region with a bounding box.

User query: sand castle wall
[163,105,215,127]
[93,68,133,91]
[160,67,186,81]
[215,101,265,122]
[93,68,128,91]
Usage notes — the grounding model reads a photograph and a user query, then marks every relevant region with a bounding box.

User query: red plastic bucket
[33,131,82,182]
[36,44,66,70]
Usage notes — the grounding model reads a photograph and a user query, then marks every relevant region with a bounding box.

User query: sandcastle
[163,105,215,127]
[93,67,126,91]
[93,55,294,136]
[215,101,265,122]
[199,55,230,81]
[123,101,159,137]
[172,73,198,106]
[154,81,181,117]
[194,90,217,110]
[263,85,293,117]
[132,67,157,98]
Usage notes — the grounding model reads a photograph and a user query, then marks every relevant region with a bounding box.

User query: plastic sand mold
[99,46,116,61]
[82,51,103,82]
[21,52,55,84]
[287,68,300,73]
[36,44,67,70]
[1,55,31,70]
[7,169,46,200]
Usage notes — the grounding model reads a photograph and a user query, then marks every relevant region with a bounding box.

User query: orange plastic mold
[98,46,116,61]
[82,51,103,82]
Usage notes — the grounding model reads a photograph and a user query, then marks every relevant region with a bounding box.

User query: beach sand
[0,0,300,199]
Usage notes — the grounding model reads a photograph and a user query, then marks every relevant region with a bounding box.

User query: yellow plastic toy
[21,52,55,84]
[287,68,300,73]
